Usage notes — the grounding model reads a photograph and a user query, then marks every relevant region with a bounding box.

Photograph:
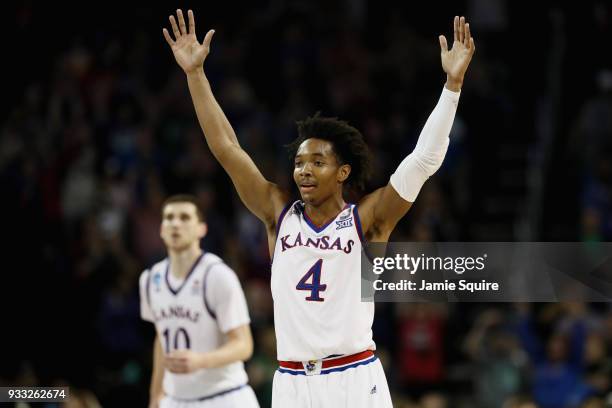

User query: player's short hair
[162,194,205,222]
[286,113,372,191]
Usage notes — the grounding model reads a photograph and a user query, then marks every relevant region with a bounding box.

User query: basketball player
[163,9,475,407]
[139,194,260,408]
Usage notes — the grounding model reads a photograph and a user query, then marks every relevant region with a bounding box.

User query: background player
[139,194,260,408]
[163,9,474,407]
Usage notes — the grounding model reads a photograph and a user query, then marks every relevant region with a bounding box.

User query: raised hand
[163,9,215,74]
[439,16,476,91]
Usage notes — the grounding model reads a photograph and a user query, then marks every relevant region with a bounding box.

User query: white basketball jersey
[271,201,375,361]
[139,252,250,399]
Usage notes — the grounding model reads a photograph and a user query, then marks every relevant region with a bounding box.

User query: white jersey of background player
[163,8,475,407]
[139,195,259,408]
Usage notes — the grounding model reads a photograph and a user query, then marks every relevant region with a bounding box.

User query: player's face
[160,202,207,252]
[293,138,350,205]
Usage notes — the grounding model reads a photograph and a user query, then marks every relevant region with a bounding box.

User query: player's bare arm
[148,336,165,408]
[358,16,475,242]
[164,324,254,374]
[163,9,288,229]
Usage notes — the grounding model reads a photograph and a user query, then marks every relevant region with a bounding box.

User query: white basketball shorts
[159,384,260,408]
[272,351,392,408]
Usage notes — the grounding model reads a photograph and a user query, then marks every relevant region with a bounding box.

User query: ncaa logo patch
[153,272,162,292]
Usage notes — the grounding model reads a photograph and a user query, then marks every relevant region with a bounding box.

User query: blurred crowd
[1,1,612,407]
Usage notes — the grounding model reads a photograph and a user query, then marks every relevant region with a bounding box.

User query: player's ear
[199,221,208,239]
[337,164,351,184]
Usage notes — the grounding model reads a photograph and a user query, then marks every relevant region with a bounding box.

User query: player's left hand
[439,16,476,91]
[165,350,209,373]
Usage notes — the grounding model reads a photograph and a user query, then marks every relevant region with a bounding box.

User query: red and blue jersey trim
[272,201,295,262]
[302,203,351,233]
[275,201,294,240]
[278,350,377,375]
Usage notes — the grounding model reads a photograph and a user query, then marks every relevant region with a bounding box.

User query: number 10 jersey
[271,201,375,361]
[139,252,251,399]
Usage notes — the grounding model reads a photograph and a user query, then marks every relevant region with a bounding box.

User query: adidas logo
[370,385,377,395]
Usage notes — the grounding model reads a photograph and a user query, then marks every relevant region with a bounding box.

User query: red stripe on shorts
[278,350,374,370]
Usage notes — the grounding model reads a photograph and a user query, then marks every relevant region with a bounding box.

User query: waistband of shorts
[278,350,376,375]
[167,384,248,402]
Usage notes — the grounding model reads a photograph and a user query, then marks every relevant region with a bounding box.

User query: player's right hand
[165,350,208,374]
[148,393,164,408]
[163,9,215,74]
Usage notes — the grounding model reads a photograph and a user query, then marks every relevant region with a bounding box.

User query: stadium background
[1,1,611,407]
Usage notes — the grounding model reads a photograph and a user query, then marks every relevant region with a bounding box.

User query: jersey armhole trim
[352,205,365,244]
[275,201,294,240]
[202,261,224,319]
[145,269,152,311]
[352,205,375,263]
[271,201,295,263]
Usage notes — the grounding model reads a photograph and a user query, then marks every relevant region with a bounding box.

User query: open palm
[439,16,475,83]
[163,9,215,74]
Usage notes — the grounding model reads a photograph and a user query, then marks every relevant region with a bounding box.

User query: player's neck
[304,195,346,227]
[168,246,203,279]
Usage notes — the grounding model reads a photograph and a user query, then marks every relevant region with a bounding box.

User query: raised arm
[163,9,288,227]
[358,16,475,241]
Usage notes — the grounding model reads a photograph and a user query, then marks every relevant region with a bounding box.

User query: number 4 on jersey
[296,259,326,301]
